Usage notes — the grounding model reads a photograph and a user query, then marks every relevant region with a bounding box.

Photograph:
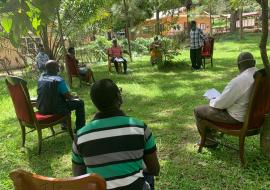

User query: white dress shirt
[210,67,258,122]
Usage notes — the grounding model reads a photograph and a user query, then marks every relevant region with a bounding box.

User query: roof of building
[224,11,260,19]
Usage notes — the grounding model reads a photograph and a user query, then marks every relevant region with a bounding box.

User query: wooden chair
[9,169,106,190]
[66,55,84,88]
[107,48,122,72]
[201,37,214,69]
[198,69,269,167]
[5,75,74,155]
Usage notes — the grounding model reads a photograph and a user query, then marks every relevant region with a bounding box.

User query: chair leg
[108,63,111,72]
[198,124,206,153]
[37,128,42,155]
[20,123,26,148]
[203,58,205,69]
[239,136,246,167]
[49,127,55,135]
[79,78,82,88]
[70,77,73,88]
[211,57,213,67]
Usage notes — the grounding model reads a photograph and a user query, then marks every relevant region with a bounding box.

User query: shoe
[196,69,202,72]
[86,83,92,86]
[61,124,68,131]
[197,140,218,148]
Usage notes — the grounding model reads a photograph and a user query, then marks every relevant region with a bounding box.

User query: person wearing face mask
[194,52,258,147]
[72,79,160,190]
[150,36,163,66]
[190,20,209,71]
[36,47,49,72]
[109,39,128,74]
[36,60,86,133]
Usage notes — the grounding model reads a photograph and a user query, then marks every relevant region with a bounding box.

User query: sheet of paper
[203,88,221,100]
[115,58,124,62]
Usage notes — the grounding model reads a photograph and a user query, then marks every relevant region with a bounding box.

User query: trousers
[112,58,127,73]
[66,99,85,132]
[193,105,240,144]
[190,47,202,69]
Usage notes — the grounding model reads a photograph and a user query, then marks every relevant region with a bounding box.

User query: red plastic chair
[5,75,74,155]
[9,169,106,190]
[201,37,214,69]
[198,69,269,167]
[66,55,84,88]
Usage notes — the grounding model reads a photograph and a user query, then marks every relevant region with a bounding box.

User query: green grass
[212,18,227,28]
[1,33,270,189]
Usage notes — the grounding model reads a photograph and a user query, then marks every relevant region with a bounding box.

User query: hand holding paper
[203,88,221,100]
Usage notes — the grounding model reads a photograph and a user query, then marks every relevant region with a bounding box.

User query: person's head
[113,39,117,47]
[45,60,60,75]
[40,47,45,55]
[191,21,196,30]
[90,79,122,111]
[237,52,256,73]
[68,47,75,55]
[154,36,158,42]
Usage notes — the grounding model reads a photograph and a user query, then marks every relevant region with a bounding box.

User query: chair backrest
[66,55,79,76]
[202,37,214,56]
[9,169,106,190]
[5,76,35,124]
[242,68,269,131]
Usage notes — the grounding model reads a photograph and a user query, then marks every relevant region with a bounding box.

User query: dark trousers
[112,58,127,73]
[66,99,85,132]
[143,174,155,190]
[193,105,240,144]
[190,47,202,69]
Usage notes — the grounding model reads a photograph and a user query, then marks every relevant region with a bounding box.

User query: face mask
[155,40,158,43]
[114,44,117,47]
[192,27,195,30]
[41,52,44,55]
[57,68,61,76]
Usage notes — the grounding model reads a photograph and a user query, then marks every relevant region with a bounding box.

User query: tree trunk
[123,0,132,61]
[56,8,71,88]
[239,8,243,40]
[156,0,160,35]
[259,0,270,156]
[230,8,238,33]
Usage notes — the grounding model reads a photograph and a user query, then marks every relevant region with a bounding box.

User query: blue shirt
[57,80,69,94]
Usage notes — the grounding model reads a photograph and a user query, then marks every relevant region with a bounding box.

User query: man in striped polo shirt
[72,79,160,190]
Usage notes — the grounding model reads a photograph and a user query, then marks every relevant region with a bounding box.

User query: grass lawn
[1,33,270,189]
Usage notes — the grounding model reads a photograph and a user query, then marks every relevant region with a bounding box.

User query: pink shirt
[210,67,258,122]
[109,45,122,58]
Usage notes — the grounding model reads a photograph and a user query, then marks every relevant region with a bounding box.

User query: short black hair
[90,79,120,111]
[191,20,196,25]
[68,46,74,53]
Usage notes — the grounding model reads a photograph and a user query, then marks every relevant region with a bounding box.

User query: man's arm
[143,151,160,176]
[72,163,87,176]
[63,91,79,100]
[199,29,210,46]
[210,79,242,109]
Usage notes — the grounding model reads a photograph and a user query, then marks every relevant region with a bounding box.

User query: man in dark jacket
[36,60,85,132]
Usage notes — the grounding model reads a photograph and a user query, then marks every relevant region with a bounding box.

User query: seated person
[72,79,160,190]
[67,47,95,85]
[36,47,49,72]
[150,36,162,66]
[194,52,258,147]
[109,39,127,74]
[36,60,85,133]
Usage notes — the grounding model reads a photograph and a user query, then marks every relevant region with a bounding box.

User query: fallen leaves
[7,134,12,138]
[1,155,6,159]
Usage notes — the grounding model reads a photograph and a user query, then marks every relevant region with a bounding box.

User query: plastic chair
[201,37,214,69]
[198,69,269,167]
[66,55,83,88]
[5,75,74,155]
[9,169,106,190]
[107,48,122,72]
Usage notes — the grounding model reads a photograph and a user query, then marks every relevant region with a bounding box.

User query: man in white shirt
[194,52,258,147]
